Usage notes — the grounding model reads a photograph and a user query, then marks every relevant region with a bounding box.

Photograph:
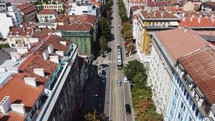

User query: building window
[192,104,195,111]
[189,116,192,121]
[178,113,181,119]
[181,102,184,109]
[195,109,199,117]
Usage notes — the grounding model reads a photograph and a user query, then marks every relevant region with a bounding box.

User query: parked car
[125,104,131,114]
[116,80,122,86]
[124,77,128,83]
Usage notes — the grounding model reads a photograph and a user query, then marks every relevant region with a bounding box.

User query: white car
[124,77,128,83]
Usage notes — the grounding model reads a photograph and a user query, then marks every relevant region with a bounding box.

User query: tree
[121,22,132,34]
[122,30,133,43]
[99,17,111,39]
[99,36,108,54]
[132,72,147,84]
[124,60,145,80]
[84,109,107,121]
[127,42,136,54]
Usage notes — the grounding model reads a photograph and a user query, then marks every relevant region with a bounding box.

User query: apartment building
[0,34,84,121]
[17,2,37,22]
[0,0,11,11]
[0,5,23,38]
[56,14,98,55]
[69,2,97,16]
[148,28,208,116]
[37,9,58,23]
[166,45,215,121]
[132,9,179,63]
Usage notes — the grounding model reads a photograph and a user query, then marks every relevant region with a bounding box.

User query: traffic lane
[124,82,133,120]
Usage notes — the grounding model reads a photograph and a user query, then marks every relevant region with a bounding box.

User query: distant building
[132,9,179,64]
[0,5,23,38]
[0,0,11,11]
[37,3,64,12]
[56,14,98,55]
[37,9,58,23]
[17,2,37,22]
[7,0,37,6]
[69,2,97,16]
[0,34,84,121]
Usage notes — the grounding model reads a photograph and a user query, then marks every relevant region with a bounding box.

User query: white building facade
[69,2,97,16]
[0,5,22,38]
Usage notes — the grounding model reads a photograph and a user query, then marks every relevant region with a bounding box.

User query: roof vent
[50,55,59,63]
[0,96,11,114]
[56,51,64,56]
[183,26,189,32]
[11,104,26,114]
[10,52,21,62]
[16,32,19,36]
[33,68,45,77]
[0,66,6,73]
[48,45,54,54]
[24,77,37,87]
[16,47,28,54]
[60,41,67,45]
[28,43,32,49]
[43,50,49,60]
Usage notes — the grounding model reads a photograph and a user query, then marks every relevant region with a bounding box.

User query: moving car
[125,104,131,114]
[116,80,121,86]
[124,77,128,83]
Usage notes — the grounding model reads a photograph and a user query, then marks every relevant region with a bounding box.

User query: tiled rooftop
[38,9,57,14]
[179,17,215,27]
[179,45,215,104]
[0,34,72,120]
[16,2,37,15]
[140,10,178,19]
[155,28,208,62]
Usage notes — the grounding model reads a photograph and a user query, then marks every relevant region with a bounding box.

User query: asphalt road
[103,0,136,121]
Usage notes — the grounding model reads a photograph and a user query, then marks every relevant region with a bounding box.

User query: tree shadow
[108,33,115,42]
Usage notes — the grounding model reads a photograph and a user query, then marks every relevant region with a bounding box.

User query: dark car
[125,104,131,114]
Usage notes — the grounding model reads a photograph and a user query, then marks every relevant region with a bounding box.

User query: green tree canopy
[127,42,136,54]
[122,30,133,43]
[121,22,132,34]
[99,36,108,53]
[99,17,111,39]
[124,60,145,80]
[132,72,147,84]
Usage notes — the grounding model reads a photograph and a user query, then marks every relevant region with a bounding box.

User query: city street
[80,0,136,120]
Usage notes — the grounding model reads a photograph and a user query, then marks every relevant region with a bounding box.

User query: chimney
[33,68,45,77]
[43,50,49,60]
[0,66,6,73]
[190,17,193,22]
[48,45,54,54]
[161,11,164,18]
[27,43,32,49]
[183,26,189,32]
[154,11,156,17]
[50,55,59,64]
[182,17,185,21]
[211,18,215,23]
[24,77,37,87]
[16,32,19,36]
[60,41,67,45]
[198,17,201,23]
[10,52,21,62]
[11,104,26,114]
[56,51,64,56]
[16,47,28,54]
[0,96,11,114]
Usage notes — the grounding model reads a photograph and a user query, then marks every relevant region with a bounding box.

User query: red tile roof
[130,6,144,13]
[141,10,177,19]
[17,2,37,15]
[129,0,146,4]
[38,9,57,15]
[0,73,43,120]
[9,27,33,36]
[179,17,215,27]
[147,0,168,7]
[179,45,215,104]
[155,28,208,62]
[0,34,72,120]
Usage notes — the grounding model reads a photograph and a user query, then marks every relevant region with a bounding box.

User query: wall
[0,13,13,38]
